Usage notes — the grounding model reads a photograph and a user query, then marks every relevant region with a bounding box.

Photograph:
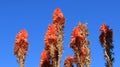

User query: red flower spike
[16,29,28,39]
[44,24,57,48]
[52,8,64,21]
[16,29,28,43]
[40,50,51,67]
[14,29,29,67]
[41,50,49,61]
[99,24,114,67]
[100,24,108,33]
[70,23,90,67]
[52,8,65,29]
[70,26,85,48]
[14,29,29,55]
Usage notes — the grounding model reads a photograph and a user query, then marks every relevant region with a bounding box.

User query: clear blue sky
[0,0,120,67]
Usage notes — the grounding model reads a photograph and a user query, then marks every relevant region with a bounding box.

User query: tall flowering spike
[70,23,91,67]
[52,8,65,67]
[99,24,114,67]
[44,23,58,67]
[44,24,57,49]
[41,8,65,67]
[40,50,51,67]
[14,29,29,67]
[64,56,74,67]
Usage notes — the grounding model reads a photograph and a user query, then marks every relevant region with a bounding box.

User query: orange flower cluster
[100,24,109,33]
[43,23,58,67]
[70,26,85,50]
[44,24,57,49]
[40,50,51,67]
[64,56,74,67]
[14,29,29,55]
[80,45,87,63]
[16,29,28,43]
[52,8,65,29]
[52,8,64,21]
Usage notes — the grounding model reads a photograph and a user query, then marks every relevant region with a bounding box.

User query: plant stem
[19,58,24,67]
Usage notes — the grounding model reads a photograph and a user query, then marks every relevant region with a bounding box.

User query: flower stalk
[99,24,114,67]
[44,24,57,67]
[41,8,65,67]
[70,23,91,67]
[14,29,29,67]
[52,8,65,67]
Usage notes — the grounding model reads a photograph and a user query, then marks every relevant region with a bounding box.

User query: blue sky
[0,0,120,67]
